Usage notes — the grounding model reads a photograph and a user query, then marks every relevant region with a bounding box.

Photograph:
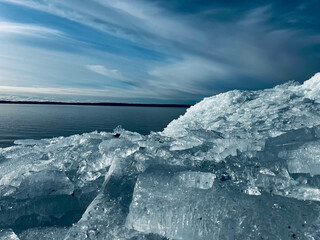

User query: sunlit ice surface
[1,73,320,239]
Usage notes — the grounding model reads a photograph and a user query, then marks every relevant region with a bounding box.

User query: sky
[0,0,319,104]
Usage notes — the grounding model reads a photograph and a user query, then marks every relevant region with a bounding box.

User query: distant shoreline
[0,100,191,108]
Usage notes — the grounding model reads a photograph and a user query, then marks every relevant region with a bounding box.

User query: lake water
[0,104,187,148]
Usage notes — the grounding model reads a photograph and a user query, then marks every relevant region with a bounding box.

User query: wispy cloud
[0,0,200,52]
[147,56,229,95]
[0,84,169,102]
[86,65,129,82]
[0,21,62,37]
[0,85,121,97]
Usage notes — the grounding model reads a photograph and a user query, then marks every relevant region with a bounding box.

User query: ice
[178,171,215,190]
[280,140,320,176]
[126,167,320,239]
[0,170,74,199]
[163,76,320,155]
[18,227,69,240]
[1,73,320,238]
[0,229,19,240]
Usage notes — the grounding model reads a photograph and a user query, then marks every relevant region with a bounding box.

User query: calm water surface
[0,104,187,148]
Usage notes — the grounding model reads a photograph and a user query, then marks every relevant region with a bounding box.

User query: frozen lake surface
[0,104,187,148]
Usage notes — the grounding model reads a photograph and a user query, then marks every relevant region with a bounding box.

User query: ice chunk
[244,185,261,195]
[1,170,74,199]
[259,167,276,176]
[280,140,320,176]
[0,194,82,230]
[286,186,320,202]
[18,227,69,240]
[65,173,166,240]
[0,132,114,230]
[301,72,320,102]
[126,167,320,240]
[0,229,19,240]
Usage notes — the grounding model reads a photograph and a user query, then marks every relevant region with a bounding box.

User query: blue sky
[0,0,319,104]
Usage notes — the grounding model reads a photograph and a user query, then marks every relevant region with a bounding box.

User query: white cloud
[0,21,62,37]
[86,65,129,82]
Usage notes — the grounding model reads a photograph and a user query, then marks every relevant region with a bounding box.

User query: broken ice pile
[1,73,320,239]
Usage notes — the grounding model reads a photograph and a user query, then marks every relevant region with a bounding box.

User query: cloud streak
[86,65,129,82]
[0,21,62,37]
[0,84,175,103]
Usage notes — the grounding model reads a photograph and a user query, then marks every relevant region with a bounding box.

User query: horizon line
[0,100,191,108]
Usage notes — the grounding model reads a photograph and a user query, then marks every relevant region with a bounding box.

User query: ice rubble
[1,73,320,239]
